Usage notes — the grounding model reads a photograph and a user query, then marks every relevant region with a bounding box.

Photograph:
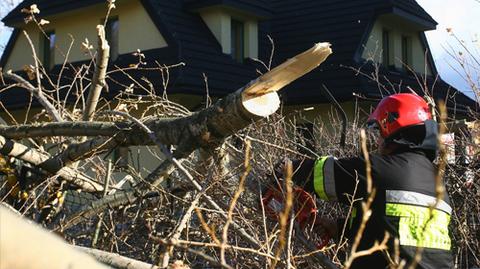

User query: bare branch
[83,25,110,121]
[4,71,63,122]
[0,135,103,192]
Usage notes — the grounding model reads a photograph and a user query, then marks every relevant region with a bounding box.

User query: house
[1,0,477,122]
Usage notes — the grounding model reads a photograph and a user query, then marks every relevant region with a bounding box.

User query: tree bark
[83,25,110,121]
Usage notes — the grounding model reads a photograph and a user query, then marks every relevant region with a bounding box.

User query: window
[42,31,55,70]
[382,29,391,67]
[231,19,244,62]
[105,16,119,61]
[401,35,412,69]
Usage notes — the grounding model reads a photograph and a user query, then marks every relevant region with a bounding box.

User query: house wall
[362,15,433,75]
[201,10,231,54]
[283,102,356,122]
[199,7,258,59]
[4,0,167,71]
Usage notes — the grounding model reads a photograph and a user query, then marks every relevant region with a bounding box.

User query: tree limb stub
[0,135,103,192]
[83,25,110,121]
[242,42,332,98]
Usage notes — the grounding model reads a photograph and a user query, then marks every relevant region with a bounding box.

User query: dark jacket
[290,149,453,269]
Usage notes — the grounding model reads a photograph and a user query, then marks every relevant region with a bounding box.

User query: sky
[0,0,479,100]
[416,0,480,100]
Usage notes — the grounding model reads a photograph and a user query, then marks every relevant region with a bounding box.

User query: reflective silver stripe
[323,157,337,201]
[385,190,452,214]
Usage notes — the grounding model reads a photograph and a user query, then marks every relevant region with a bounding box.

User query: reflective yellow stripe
[314,157,329,200]
[386,203,451,250]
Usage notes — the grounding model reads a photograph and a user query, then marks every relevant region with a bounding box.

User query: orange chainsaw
[262,185,331,249]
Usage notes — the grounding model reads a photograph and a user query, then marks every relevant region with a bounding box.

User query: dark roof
[2,0,105,26]
[392,0,437,27]
[1,0,476,114]
[184,0,272,18]
[142,0,259,96]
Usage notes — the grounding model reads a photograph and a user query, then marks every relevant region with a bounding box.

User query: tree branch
[83,25,110,121]
[4,71,63,122]
[0,135,103,192]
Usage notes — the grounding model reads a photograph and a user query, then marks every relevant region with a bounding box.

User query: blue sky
[1,0,479,100]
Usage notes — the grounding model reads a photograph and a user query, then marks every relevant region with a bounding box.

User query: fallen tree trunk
[55,42,332,222]
[0,43,332,176]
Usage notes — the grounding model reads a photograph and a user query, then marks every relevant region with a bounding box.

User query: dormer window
[362,14,434,75]
[382,29,391,67]
[41,31,55,70]
[401,35,412,69]
[198,7,259,61]
[231,19,244,62]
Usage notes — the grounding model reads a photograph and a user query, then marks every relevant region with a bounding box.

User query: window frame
[104,16,119,62]
[401,35,412,70]
[231,19,245,63]
[42,30,56,70]
[382,28,391,68]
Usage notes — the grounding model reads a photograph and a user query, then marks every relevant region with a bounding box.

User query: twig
[343,129,382,269]
[154,237,234,269]
[91,160,112,247]
[4,71,63,122]
[270,160,293,269]
[159,191,203,268]
[220,140,251,264]
[164,238,279,261]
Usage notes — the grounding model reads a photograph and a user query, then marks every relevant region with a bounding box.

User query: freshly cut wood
[242,42,332,97]
[0,206,110,269]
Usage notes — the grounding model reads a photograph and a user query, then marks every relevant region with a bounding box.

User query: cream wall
[200,7,258,59]
[201,10,231,54]
[283,102,358,123]
[362,16,433,75]
[244,20,258,59]
[5,0,167,71]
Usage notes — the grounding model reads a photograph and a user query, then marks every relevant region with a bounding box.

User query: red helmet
[368,93,432,138]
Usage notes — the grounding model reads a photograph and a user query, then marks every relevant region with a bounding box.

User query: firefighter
[280,93,453,268]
